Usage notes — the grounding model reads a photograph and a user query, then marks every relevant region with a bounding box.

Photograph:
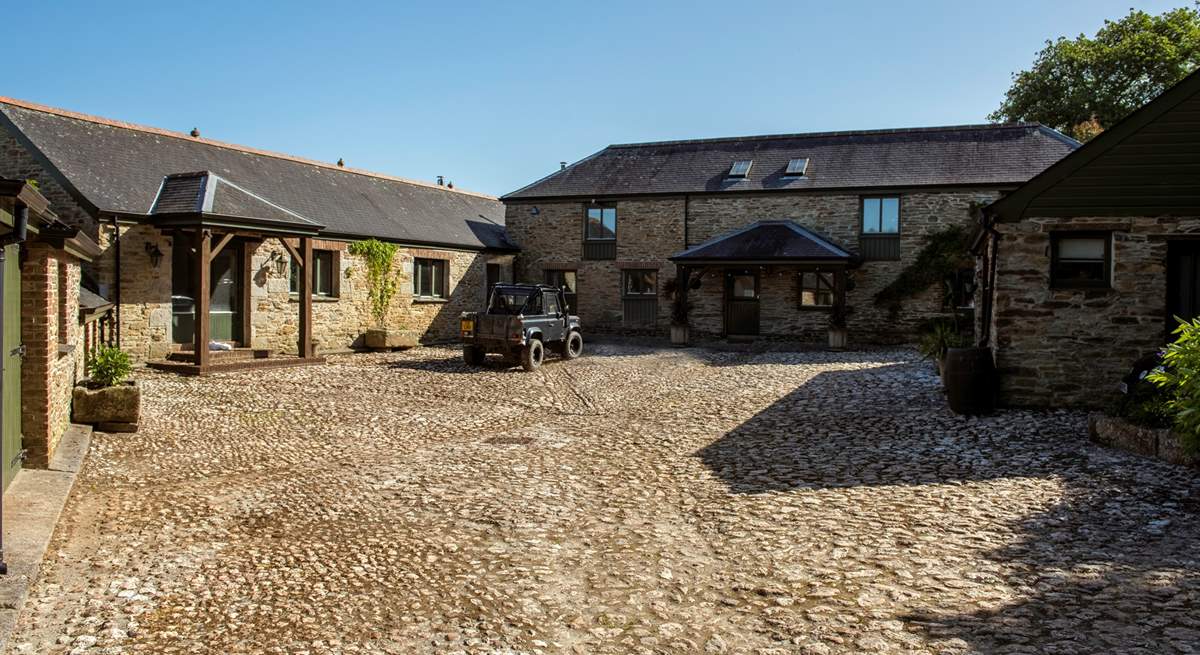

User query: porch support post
[833,267,847,316]
[676,265,690,325]
[193,229,211,368]
[298,237,314,359]
[240,240,258,348]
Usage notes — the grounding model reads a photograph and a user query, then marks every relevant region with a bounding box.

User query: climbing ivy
[348,238,400,327]
[873,225,973,310]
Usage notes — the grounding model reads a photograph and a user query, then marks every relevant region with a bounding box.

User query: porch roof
[148,171,323,236]
[670,220,854,265]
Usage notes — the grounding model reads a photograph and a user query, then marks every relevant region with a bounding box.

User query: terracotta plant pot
[365,328,418,351]
[670,323,689,346]
[72,380,141,432]
[828,329,848,350]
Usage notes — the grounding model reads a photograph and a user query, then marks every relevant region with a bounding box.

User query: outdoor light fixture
[530,206,540,216]
[270,251,290,276]
[144,242,163,268]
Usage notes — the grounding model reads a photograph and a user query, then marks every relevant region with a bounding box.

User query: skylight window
[785,158,809,176]
[728,160,753,178]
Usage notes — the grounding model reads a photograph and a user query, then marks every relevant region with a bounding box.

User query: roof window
[785,158,809,176]
[728,160,753,178]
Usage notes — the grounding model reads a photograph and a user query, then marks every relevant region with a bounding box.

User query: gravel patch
[7,343,1200,654]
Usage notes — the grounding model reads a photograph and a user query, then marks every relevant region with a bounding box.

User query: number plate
[461,319,474,332]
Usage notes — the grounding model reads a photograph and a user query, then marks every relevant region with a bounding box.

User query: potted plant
[828,303,849,349]
[917,317,970,377]
[73,346,140,432]
[350,239,417,350]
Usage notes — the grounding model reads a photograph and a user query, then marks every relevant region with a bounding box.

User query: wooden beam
[298,237,314,359]
[194,229,211,368]
[278,237,301,265]
[208,232,236,262]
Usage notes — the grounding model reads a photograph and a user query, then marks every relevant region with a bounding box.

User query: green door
[2,242,21,490]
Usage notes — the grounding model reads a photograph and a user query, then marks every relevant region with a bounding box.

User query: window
[785,158,809,176]
[543,291,561,316]
[1051,233,1111,289]
[862,196,900,234]
[623,269,657,296]
[545,269,578,314]
[290,249,337,297]
[414,258,448,299]
[948,268,976,309]
[585,206,616,241]
[799,272,834,307]
[728,160,753,178]
[622,269,658,326]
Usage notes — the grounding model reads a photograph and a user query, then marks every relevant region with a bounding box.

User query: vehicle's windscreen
[488,289,534,315]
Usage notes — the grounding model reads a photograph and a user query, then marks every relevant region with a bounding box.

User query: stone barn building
[979,68,1200,408]
[502,126,1076,344]
[0,97,516,373]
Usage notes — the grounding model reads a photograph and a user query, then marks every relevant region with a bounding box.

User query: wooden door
[2,243,20,490]
[1167,240,1200,332]
[725,269,760,336]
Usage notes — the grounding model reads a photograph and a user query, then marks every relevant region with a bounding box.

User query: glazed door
[172,239,243,345]
[1167,240,1200,332]
[725,269,760,336]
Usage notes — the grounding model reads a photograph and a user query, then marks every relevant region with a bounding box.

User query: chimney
[189,127,200,138]
[336,158,345,167]
[436,175,444,186]
[447,181,454,189]
[560,161,567,170]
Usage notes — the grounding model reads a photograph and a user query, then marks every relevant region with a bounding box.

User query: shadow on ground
[696,359,1200,652]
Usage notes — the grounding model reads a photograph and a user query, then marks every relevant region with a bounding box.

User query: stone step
[165,347,272,362]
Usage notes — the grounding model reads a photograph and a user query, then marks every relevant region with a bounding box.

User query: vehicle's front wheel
[563,331,583,360]
[463,345,485,366]
[520,339,544,371]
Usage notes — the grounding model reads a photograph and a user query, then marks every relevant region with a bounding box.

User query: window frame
[1050,231,1112,290]
[413,257,450,300]
[784,158,809,177]
[728,160,754,178]
[798,271,835,309]
[860,195,902,236]
[290,249,339,298]
[583,204,618,242]
[621,269,657,298]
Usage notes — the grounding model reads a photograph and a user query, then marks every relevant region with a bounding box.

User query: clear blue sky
[5,1,1182,196]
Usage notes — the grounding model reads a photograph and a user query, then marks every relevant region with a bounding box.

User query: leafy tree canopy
[989,5,1200,141]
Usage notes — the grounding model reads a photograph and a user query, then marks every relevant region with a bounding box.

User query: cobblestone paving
[8,343,1200,654]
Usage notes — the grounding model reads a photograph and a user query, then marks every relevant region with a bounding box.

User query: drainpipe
[0,203,30,575]
[683,195,690,250]
[111,216,121,348]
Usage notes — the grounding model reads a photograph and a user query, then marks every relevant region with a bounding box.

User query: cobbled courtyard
[8,342,1200,655]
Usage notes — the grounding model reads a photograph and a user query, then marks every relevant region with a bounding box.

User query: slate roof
[671,221,853,263]
[150,171,324,233]
[0,98,513,251]
[505,124,1079,200]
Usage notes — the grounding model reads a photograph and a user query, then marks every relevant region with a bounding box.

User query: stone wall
[20,241,84,467]
[988,216,1195,408]
[505,190,997,342]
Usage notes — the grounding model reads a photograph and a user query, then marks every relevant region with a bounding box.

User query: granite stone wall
[505,190,998,342]
[989,216,1196,408]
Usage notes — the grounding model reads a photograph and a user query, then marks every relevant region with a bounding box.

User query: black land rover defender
[460,284,583,371]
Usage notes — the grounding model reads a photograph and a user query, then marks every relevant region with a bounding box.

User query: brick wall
[505,190,998,342]
[20,242,84,467]
[0,128,97,236]
[988,216,1190,408]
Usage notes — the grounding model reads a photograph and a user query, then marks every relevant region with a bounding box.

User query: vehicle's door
[541,290,565,342]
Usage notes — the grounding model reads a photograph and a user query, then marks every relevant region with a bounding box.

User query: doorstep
[0,424,92,652]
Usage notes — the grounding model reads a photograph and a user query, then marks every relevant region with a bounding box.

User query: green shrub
[347,239,400,328]
[917,317,970,363]
[89,346,132,387]
[1147,317,1200,452]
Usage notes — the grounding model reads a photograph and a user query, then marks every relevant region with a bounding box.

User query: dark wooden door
[1168,240,1200,331]
[725,269,760,336]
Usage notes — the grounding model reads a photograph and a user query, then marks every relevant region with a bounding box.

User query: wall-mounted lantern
[269,250,290,276]
[144,242,163,268]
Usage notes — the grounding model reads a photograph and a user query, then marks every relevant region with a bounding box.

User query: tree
[989,5,1200,141]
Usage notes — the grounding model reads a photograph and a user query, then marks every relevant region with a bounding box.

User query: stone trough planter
[72,381,141,433]
[1088,413,1197,467]
[365,329,419,351]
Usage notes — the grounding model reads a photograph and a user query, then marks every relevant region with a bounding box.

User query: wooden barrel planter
[942,347,997,415]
